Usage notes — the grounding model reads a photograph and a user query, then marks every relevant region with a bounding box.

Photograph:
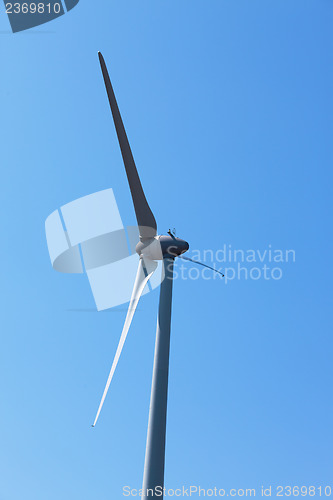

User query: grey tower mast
[142,257,174,498]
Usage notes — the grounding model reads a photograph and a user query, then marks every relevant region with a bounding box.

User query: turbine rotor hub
[136,234,189,260]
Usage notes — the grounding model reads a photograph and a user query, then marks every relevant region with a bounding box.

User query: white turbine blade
[92,256,157,427]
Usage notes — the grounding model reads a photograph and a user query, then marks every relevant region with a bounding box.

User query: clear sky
[0,1,332,499]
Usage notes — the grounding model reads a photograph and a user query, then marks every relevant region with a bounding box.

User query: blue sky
[0,1,332,499]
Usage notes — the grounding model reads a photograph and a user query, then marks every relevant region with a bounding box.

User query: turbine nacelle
[136,234,189,260]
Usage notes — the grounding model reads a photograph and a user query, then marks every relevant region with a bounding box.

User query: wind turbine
[93,52,223,499]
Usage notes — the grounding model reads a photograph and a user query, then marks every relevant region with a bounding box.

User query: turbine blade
[98,52,157,240]
[92,257,157,427]
[178,255,224,277]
